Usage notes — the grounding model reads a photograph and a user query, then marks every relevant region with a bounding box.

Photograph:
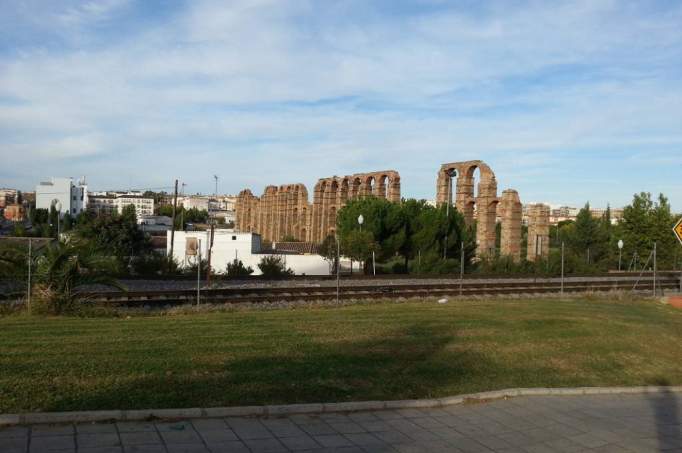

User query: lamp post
[52,200,62,240]
[54,201,62,241]
[617,240,624,272]
[357,214,364,273]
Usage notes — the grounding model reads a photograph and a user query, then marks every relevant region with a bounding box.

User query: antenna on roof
[213,175,218,196]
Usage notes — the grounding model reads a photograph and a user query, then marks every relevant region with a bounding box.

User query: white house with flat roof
[36,177,88,217]
[167,230,329,276]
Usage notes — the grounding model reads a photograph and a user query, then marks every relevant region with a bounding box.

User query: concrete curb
[3,386,682,427]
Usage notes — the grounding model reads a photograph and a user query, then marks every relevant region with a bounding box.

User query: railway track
[77,273,681,306]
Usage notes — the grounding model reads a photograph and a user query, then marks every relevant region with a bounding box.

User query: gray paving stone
[28,435,75,452]
[359,420,393,433]
[278,434,321,450]
[568,432,611,448]
[261,418,306,437]
[225,419,272,440]
[166,445,211,453]
[372,430,413,444]
[115,421,157,432]
[76,423,118,434]
[0,437,28,452]
[191,419,229,431]
[78,448,123,453]
[0,426,29,438]
[313,434,354,448]
[326,422,365,435]
[448,437,491,453]
[124,446,167,453]
[344,432,387,448]
[10,392,682,453]
[204,441,250,452]
[77,433,121,448]
[196,428,239,443]
[298,422,337,436]
[242,437,287,452]
[156,421,195,432]
[30,425,74,437]
[120,430,162,445]
[160,429,204,445]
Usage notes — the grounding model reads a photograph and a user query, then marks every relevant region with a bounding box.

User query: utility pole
[459,241,464,296]
[561,242,565,295]
[197,239,202,305]
[653,242,657,297]
[180,182,186,231]
[207,177,218,286]
[169,179,178,270]
[27,238,32,314]
[336,234,340,303]
[207,223,214,286]
[444,174,451,260]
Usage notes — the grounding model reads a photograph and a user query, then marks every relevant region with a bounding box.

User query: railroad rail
[2,273,680,306]
[71,273,681,306]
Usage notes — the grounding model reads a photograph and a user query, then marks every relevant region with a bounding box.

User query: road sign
[674,218,682,245]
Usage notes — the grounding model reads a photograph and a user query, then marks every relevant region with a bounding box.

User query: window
[232,236,237,240]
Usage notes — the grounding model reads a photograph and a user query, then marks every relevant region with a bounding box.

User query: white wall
[168,230,329,276]
[36,177,87,217]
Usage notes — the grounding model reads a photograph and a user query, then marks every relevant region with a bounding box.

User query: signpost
[674,218,682,245]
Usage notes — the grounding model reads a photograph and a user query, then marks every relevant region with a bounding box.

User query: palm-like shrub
[33,240,122,314]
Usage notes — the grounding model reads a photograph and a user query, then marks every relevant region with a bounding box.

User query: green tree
[75,205,150,267]
[319,235,339,273]
[617,192,679,269]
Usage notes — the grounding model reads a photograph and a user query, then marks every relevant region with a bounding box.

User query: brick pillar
[527,203,550,262]
[499,189,522,262]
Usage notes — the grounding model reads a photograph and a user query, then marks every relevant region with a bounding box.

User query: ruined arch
[436,160,498,258]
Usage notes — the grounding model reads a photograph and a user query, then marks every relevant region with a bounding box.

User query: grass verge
[1,296,681,413]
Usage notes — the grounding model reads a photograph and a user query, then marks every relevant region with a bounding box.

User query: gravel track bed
[91,274,665,292]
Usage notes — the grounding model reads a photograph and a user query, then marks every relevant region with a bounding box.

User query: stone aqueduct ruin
[236,171,401,244]
[235,161,549,260]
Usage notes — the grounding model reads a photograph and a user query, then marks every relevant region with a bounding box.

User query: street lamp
[357,214,365,273]
[51,200,62,240]
[618,239,624,271]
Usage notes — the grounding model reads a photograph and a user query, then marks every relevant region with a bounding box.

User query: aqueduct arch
[310,170,401,242]
[436,160,499,258]
[236,169,401,244]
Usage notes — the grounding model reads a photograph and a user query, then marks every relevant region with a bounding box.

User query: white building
[115,196,154,217]
[138,215,172,233]
[36,177,88,217]
[89,193,154,217]
[167,230,329,276]
[179,196,209,211]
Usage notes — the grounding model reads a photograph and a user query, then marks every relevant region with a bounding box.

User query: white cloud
[0,0,681,209]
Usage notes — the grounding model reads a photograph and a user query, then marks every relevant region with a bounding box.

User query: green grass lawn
[1,297,682,413]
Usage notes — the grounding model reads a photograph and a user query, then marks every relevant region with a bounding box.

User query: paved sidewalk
[2,392,681,453]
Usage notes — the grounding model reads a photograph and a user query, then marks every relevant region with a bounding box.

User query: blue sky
[1,0,681,209]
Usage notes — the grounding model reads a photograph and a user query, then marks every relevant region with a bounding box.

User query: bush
[130,253,177,277]
[258,255,294,279]
[410,252,462,274]
[226,258,254,277]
